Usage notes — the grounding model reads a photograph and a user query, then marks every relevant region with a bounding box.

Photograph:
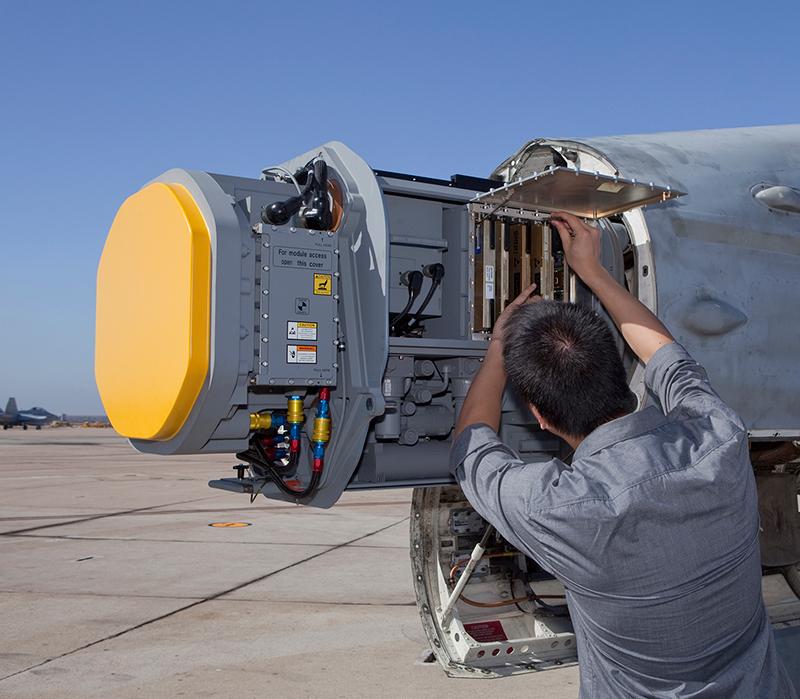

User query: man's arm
[550,213,742,424]
[550,212,674,365]
[453,340,505,438]
[454,283,539,438]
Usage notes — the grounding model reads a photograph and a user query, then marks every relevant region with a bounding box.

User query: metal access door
[471,167,684,220]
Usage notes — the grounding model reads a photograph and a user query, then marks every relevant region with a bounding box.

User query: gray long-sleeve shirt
[451,342,796,698]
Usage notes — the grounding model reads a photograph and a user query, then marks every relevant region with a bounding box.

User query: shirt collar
[573,406,667,461]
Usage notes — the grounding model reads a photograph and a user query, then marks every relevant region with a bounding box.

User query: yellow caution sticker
[313,273,332,295]
[208,522,252,528]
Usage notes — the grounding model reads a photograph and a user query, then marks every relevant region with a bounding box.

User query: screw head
[261,361,268,367]
[261,337,268,343]
[262,289,269,295]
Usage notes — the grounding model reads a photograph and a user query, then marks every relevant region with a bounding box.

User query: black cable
[510,572,571,617]
[390,270,424,334]
[402,263,444,332]
[237,438,319,499]
[392,289,415,329]
[402,279,440,331]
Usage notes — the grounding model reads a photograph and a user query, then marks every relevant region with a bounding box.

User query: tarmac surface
[0,428,798,698]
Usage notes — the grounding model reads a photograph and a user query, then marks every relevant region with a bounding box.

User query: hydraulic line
[238,389,332,500]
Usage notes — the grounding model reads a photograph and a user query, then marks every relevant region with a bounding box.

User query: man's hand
[492,283,540,347]
[550,212,603,281]
[454,284,540,438]
[550,211,673,365]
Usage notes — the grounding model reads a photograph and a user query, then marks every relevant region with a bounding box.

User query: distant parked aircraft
[0,398,58,430]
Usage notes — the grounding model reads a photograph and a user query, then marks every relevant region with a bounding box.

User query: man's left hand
[491,283,541,348]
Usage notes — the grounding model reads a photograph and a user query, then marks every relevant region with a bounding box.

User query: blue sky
[1,1,798,413]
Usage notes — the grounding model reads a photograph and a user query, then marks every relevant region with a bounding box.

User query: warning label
[287,344,317,364]
[287,321,318,341]
[463,620,508,643]
[313,273,332,296]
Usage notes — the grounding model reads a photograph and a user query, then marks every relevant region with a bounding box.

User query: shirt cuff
[449,423,501,474]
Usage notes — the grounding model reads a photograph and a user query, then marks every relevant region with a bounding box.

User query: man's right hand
[550,212,604,282]
[549,212,673,365]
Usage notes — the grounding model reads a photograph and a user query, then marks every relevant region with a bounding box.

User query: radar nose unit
[96,152,351,504]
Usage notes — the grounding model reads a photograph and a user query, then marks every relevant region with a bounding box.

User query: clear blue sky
[1,1,798,413]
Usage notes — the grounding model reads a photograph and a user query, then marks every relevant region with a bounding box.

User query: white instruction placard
[286,344,317,364]
[287,321,318,341]
[484,264,495,300]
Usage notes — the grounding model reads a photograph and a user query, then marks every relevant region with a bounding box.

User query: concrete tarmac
[0,429,798,698]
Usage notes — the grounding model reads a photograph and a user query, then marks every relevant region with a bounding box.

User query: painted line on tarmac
[0,589,415,606]
[0,496,219,536]
[0,499,412,524]
[4,533,409,549]
[3,516,411,548]
[0,515,410,683]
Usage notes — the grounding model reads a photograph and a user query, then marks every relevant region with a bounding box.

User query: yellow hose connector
[312,417,331,444]
[249,412,273,432]
[287,396,305,425]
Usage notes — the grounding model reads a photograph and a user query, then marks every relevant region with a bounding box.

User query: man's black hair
[502,300,636,438]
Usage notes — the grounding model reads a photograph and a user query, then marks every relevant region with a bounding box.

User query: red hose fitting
[290,438,300,454]
[312,457,323,473]
[320,387,331,401]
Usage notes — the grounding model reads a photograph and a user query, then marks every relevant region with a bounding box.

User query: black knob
[300,192,333,230]
[261,195,304,226]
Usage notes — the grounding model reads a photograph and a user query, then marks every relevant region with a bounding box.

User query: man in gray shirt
[451,212,795,698]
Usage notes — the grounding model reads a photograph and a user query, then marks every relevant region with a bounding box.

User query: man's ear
[530,404,549,431]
